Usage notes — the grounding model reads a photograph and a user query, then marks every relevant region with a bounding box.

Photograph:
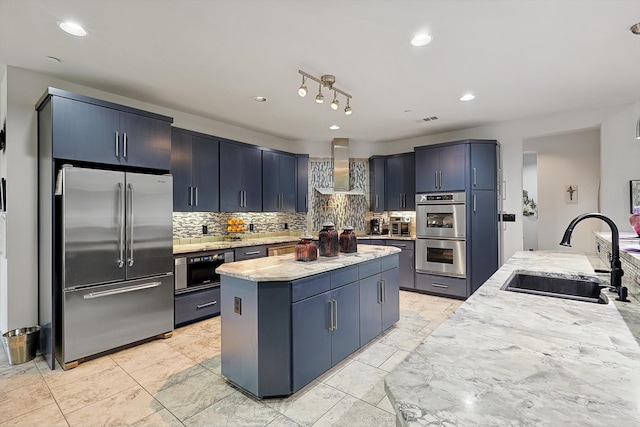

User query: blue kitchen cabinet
[174,286,220,327]
[415,143,467,192]
[219,140,262,212]
[387,240,414,290]
[386,152,415,210]
[359,256,399,345]
[369,156,386,212]
[296,154,309,213]
[470,189,498,294]
[263,150,296,212]
[470,141,498,190]
[171,128,219,212]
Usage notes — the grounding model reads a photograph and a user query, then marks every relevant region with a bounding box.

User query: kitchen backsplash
[173,212,307,239]
[309,159,368,232]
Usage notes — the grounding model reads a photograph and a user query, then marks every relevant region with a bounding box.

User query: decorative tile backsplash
[309,159,368,233]
[173,211,307,239]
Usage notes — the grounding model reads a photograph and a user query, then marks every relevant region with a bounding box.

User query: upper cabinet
[470,142,497,190]
[37,88,172,170]
[369,156,386,212]
[386,153,415,210]
[296,155,309,213]
[219,141,262,212]
[263,150,296,212]
[415,143,466,192]
[171,128,219,212]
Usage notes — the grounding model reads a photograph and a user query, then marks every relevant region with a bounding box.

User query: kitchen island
[216,245,401,398]
[385,251,640,426]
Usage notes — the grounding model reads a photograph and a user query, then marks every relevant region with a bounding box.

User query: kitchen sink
[501,271,608,304]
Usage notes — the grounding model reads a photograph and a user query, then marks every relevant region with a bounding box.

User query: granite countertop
[385,251,640,426]
[215,245,401,282]
[358,235,415,241]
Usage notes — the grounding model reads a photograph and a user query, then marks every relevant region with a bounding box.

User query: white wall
[525,129,600,253]
[522,152,538,251]
[0,65,295,332]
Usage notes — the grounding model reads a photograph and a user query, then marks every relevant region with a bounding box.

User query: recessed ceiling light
[58,21,87,37]
[460,93,475,102]
[46,56,61,63]
[253,96,268,102]
[631,22,640,35]
[411,33,432,47]
[329,125,340,130]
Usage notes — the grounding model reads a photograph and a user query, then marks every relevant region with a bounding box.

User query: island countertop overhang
[215,245,400,282]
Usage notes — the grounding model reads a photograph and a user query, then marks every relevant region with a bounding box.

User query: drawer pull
[431,283,449,288]
[391,244,407,248]
[244,251,261,255]
[196,300,218,309]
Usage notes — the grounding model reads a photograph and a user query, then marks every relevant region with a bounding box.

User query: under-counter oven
[416,192,466,239]
[174,251,234,293]
[415,238,466,278]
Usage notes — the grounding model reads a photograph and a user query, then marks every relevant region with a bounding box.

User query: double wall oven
[415,192,466,278]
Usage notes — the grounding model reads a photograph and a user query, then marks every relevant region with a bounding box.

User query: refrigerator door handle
[127,183,134,267]
[118,182,125,268]
[82,281,162,299]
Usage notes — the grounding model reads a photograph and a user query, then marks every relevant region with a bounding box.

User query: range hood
[315,138,365,195]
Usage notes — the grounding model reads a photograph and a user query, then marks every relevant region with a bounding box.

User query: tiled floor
[0,291,462,427]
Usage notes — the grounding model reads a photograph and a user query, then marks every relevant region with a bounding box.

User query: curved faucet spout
[559,213,623,291]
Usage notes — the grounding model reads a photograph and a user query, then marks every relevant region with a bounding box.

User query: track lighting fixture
[298,70,353,115]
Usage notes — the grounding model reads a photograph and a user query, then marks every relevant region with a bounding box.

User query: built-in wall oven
[174,251,234,293]
[415,192,466,278]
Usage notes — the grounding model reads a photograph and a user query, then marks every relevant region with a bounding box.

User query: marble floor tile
[265,414,301,426]
[127,353,206,395]
[265,381,345,427]
[323,360,388,406]
[311,394,396,427]
[354,341,399,368]
[38,355,118,390]
[376,327,425,352]
[183,390,282,427]
[111,340,184,374]
[376,394,395,415]
[199,354,222,376]
[64,385,163,427]
[0,360,42,393]
[48,363,139,414]
[154,369,234,421]
[378,349,410,372]
[129,408,184,427]
[0,402,68,427]
[0,378,56,424]
[165,328,222,363]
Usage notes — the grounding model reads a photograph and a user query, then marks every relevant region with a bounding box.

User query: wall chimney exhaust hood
[315,138,365,195]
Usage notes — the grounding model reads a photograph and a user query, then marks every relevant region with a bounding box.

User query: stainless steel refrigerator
[58,166,174,367]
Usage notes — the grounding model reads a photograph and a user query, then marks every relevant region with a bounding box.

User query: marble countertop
[215,245,401,282]
[174,235,415,255]
[385,251,640,426]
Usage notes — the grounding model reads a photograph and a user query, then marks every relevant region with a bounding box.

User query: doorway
[522,128,601,253]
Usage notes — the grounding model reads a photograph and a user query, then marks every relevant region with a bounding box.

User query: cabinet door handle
[188,187,193,206]
[194,187,198,207]
[435,171,438,189]
[243,190,247,208]
[378,280,383,303]
[123,133,128,158]
[196,301,217,309]
[473,167,477,187]
[115,132,119,157]
[391,243,406,248]
[328,300,335,331]
[239,190,243,208]
[473,194,477,213]
[382,280,386,303]
[333,300,338,331]
[431,283,449,288]
[375,194,379,209]
[439,171,443,188]
[305,194,308,210]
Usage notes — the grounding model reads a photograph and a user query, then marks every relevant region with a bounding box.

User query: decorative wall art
[564,184,578,204]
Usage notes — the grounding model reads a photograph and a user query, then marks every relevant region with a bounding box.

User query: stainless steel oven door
[416,202,466,239]
[416,238,466,278]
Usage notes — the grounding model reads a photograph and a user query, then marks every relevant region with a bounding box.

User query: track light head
[298,75,307,97]
[330,91,339,110]
[316,83,324,103]
[344,98,352,115]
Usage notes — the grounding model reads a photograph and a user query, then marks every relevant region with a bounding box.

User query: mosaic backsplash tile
[173,211,307,239]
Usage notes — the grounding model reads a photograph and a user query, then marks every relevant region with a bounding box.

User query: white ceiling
[1,0,639,145]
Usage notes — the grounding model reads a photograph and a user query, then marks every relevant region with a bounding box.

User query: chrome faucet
[560,213,628,302]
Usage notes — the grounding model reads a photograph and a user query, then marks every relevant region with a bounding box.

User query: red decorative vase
[318,222,339,257]
[339,226,357,253]
[630,206,640,237]
[295,235,317,262]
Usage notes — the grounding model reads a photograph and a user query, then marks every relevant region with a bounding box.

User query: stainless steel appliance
[415,192,466,278]
[390,216,412,236]
[175,251,234,293]
[416,192,466,238]
[59,166,174,367]
[369,218,381,235]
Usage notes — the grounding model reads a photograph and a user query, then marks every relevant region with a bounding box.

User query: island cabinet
[171,128,219,212]
[218,247,400,398]
[37,88,172,170]
[386,152,415,210]
[359,240,415,290]
[262,150,296,212]
[219,140,262,212]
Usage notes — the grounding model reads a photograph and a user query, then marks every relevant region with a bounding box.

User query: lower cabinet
[292,281,359,391]
[174,286,220,327]
[387,240,415,290]
[234,245,268,261]
[415,272,467,298]
[359,259,399,345]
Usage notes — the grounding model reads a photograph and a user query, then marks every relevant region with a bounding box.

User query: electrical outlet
[249,223,254,231]
[202,225,208,234]
[284,223,288,230]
